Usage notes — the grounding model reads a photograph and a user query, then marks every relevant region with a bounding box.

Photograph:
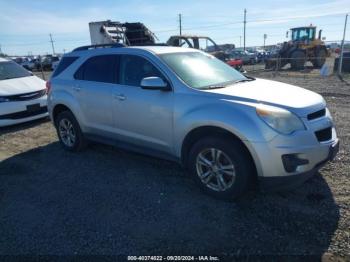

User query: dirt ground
[0,71,349,258]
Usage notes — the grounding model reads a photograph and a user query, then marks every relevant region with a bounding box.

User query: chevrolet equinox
[47,44,339,200]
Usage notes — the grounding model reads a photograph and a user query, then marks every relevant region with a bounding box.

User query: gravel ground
[0,72,349,259]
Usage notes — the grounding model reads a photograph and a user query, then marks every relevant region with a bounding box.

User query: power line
[0,11,348,38]
[247,12,350,24]
[0,13,347,38]
[183,21,242,31]
[2,11,349,51]
[2,26,348,47]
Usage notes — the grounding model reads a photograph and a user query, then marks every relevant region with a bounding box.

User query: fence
[238,52,349,79]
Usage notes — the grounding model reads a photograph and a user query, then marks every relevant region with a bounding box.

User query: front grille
[307,108,326,120]
[0,106,47,120]
[1,89,46,102]
[315,127,332,142]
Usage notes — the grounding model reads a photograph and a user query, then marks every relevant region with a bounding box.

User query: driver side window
[119,55,163,87]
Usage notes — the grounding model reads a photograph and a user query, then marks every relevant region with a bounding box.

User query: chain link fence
[240,53,350,78]
[235,41,350,80]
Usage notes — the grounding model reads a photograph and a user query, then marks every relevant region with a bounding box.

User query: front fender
[174,99,277,157]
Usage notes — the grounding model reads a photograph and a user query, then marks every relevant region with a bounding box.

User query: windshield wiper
[234,77,256,84]
[202,76,256,89]
[204,85,226,89]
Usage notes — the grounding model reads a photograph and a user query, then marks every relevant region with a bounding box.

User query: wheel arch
[180,125,258,178]
[52,104,74,125]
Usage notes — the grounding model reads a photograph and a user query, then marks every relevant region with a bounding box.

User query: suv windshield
[0,61,32,80]
[160,52,247,89]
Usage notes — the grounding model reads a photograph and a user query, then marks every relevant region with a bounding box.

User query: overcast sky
[0,0,349,55]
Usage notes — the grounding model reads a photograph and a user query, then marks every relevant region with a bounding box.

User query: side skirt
[85,133,181,164]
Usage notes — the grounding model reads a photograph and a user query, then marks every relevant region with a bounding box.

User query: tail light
[46,80,51,94]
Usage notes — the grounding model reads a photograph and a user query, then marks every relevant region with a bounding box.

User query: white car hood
[206,78,325,116]
[0,75,46,96]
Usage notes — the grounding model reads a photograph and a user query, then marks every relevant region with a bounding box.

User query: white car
[0,58,48,127]
[21,59,36,71]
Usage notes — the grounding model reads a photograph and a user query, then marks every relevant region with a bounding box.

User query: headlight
[256,104,305,134]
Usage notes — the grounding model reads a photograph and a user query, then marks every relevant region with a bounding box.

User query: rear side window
[74,55,117,83]
[52,57,78,78]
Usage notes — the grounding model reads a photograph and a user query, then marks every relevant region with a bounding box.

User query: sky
[0,0,349,56]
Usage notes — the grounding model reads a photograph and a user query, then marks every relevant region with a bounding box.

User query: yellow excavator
[265,25,328,70]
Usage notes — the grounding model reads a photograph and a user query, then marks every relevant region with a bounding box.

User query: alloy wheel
[58,118,76,147]
[196,148,236,192]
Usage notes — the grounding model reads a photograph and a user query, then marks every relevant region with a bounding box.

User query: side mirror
[140,77,171,91]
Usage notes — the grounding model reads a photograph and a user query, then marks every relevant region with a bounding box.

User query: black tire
[290,50,306,70]
[55,111,86,152]
[187,136,255,200]
[313,48,327,68]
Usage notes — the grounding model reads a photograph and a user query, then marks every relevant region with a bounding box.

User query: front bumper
[0,112,49,127]
[259,139,339,191]
[0,95,48,127]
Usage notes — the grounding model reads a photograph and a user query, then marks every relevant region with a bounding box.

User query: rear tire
[290,50,306,70]
[188,136,255,200]
[55,111,86,152]
[313,48,327,68]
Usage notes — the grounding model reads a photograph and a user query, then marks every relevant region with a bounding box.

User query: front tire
[313,48,327,68]
[55,111,86,152]
[290,50,306,70]
[188,137,255,200]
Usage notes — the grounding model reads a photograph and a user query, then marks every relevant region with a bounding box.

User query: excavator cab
[291,26,316,42]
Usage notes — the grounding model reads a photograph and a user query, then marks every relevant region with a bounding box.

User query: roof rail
[72,43,125,52]
[136,43,169,46]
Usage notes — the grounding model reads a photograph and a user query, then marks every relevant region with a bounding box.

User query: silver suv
[47,44,339,200]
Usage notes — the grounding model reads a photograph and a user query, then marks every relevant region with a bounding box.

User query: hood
[0,75,46,96]
[205,78,325,117]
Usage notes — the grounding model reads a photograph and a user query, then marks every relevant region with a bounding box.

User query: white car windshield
[160,52,247,89]
[0,61,32,81]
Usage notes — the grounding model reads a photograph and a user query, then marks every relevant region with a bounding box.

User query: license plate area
[26,103,40,113]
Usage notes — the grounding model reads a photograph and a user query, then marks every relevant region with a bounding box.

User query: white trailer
[89,20,126,45]
[89,20,156,46]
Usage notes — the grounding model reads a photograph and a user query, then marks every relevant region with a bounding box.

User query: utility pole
[49,33,55,55]
[243,9,247,51]
[263,34,267,49]
[178,14,182,36]
[338,13,348,76]
[239,36,241,48]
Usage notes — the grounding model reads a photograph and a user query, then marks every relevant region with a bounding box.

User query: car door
[112,54,174,154]
[73,55,117,134]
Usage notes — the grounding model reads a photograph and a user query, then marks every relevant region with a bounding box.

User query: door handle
[73,86,81,92]
[114,94,126,101]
